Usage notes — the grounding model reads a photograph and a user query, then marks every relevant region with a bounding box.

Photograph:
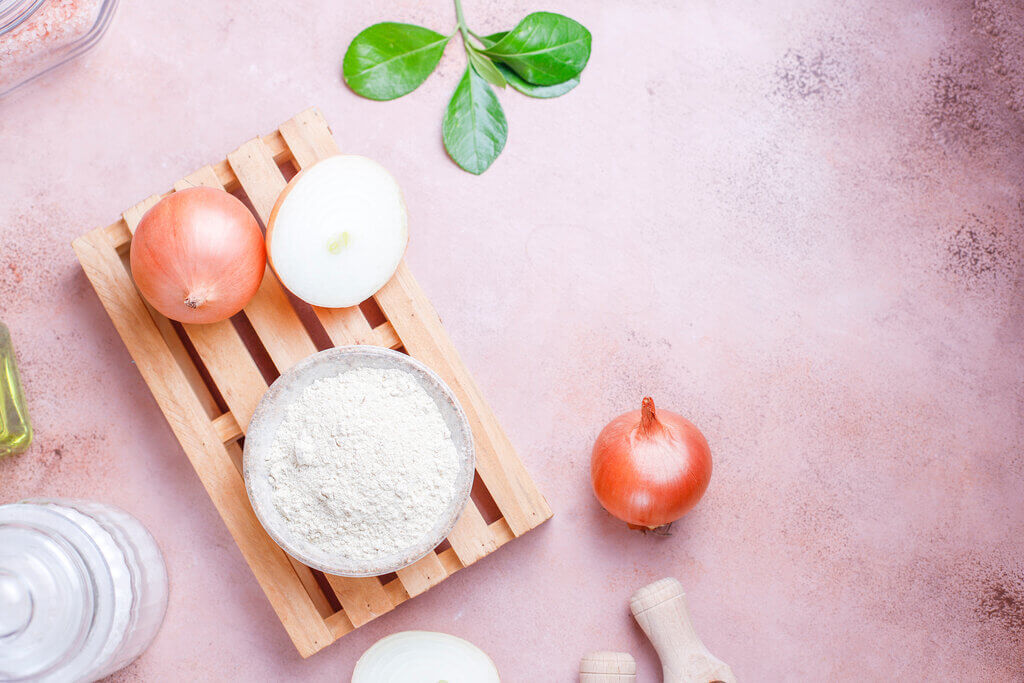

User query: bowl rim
[242,345,475,577]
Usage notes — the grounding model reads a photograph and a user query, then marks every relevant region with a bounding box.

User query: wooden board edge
[72,231,333,657]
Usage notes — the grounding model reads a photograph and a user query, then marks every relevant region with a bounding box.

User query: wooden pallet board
[72,107,552,657]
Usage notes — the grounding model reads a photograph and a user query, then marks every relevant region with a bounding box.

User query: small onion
[591,397,712,530]
[351,631,500,682]
[130,187,266,324]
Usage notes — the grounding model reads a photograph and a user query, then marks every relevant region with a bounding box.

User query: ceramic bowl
[243,346,475,576]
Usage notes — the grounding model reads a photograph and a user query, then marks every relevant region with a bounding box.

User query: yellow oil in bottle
[0,322,31,457]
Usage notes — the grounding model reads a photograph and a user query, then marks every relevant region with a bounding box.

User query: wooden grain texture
[73,108,552,657]
[375,262,553,536]
[72,229,332,657]
[213,412,243,444]
[226,140,318,372]
[323,573,393,629]
[279,108,338,168]
[579,652,638,683]
[395,551,447,597]
[171,166,271,432]
[630,578,737,683]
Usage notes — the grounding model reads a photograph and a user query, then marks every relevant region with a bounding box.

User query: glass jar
[0,499,168,682]
[0,0,119,97]
[0,322,31,458]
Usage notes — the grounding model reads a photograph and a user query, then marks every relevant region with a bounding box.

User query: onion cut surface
[351,631,500,683]
[266,155,408,308]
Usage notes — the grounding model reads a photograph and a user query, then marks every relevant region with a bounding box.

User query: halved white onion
[351,631,500,683]
[266,155,408,308]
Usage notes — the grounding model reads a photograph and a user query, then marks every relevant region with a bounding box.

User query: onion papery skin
[591,398,712,528]
[130,187,266,324]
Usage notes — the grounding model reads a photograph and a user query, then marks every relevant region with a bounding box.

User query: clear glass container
[0,322,31,458]
[0,499,168,682]
[0,0,119,97]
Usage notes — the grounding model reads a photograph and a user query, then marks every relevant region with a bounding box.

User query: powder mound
[266,367,460,563]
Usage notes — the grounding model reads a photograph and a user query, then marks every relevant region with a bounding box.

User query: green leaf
[482,31,580,98]
[481,12,591,86]
[343,23,450,101]
[443,66,508,174]
[476,31,505,49]
[467,48,507,88]
[495,61,579,98]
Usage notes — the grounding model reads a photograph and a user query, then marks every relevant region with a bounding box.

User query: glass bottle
[0,322,31,458]
[0,499,169,682]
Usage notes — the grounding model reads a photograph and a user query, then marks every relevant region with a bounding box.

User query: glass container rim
[0,0,45,34]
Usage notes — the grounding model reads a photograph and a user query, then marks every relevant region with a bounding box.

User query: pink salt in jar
[0,0,118,97]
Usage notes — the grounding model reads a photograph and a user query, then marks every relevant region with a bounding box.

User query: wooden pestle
[629,578,736,683]
[580,651,637,682]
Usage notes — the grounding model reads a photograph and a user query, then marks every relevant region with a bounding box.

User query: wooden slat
[395,551,447,597]
[382,577,407,606]
[170,167,270,432]
[438,547,463,575]
[209,130,290,193]
[324,574,393,628]
[279,107,338,168]
[274,110,458,601]
[123,193,164,231]
[241,269,317,372]
[106,220,132,250]
[444,500,498,567]
[222,142,317,374]
[115,237,219,422]
[324,609,355,641]
[213,412,243,444]
[225,140,318,372]
[331,517,517,639]
[375,262,553,536]
[227,138,289,220]
[314,305,376,346]
[278,109,379,347]
[371,321,402,349]
[72,228,332,658]
[142,305,218,420]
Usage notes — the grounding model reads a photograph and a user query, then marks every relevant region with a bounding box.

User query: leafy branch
[343,1,592,174]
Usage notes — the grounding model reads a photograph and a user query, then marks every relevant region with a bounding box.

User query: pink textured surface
[1,0,1022,679]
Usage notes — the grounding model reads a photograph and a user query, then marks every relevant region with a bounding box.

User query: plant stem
[453,0,470,44]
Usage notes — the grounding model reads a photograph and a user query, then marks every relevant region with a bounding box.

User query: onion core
[591,397,712,529]
[130,187,266,324]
